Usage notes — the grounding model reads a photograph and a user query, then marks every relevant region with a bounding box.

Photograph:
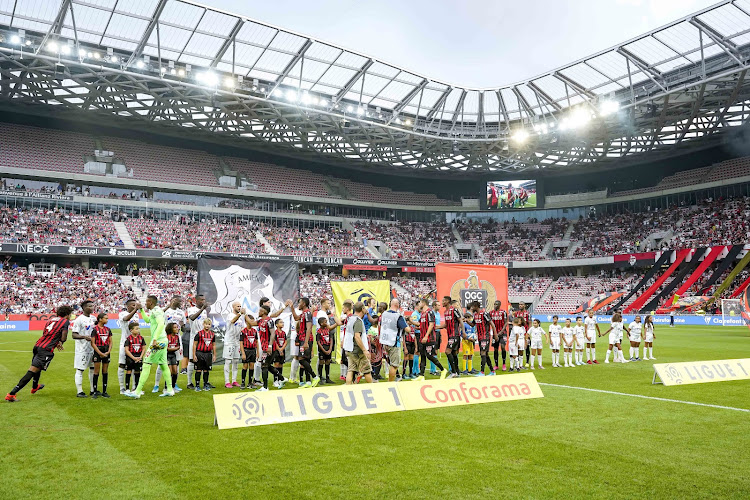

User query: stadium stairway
[451,225,464,244]
[391,281,409,300]
[625,249,691,313]
[113,221,135,249]
[700,245,743,294]
[255,231,278,255]
[120,275,148,304]
[643,247,706,312]
[563,222,576,240]
[566,241,582,257]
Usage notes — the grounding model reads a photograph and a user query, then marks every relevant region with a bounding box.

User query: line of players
[4,293,658,401]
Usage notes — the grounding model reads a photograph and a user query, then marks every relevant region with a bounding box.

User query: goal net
[721,299,741,326]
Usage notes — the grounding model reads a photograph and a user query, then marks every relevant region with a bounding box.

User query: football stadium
[1,0,750,498]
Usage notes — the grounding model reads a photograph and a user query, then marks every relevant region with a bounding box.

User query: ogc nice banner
[436,263,509,311]
[197,256,300,322]
[331,280,391,315]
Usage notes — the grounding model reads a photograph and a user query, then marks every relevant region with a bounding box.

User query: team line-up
[5,294,657,402]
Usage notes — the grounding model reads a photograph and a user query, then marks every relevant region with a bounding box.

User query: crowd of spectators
[0,207,123,247]
[457,218,568,261]
[261,223,367,258]
[352,221,455,260]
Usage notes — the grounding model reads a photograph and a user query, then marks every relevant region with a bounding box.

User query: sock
[125,373,131,389]
[269,366,281,382]
[187,363,195,385]
[493,349,499,367]
[318,363,323,379]
[278,365,284,380]
[467,357,473,372]
[261,367,269,389]
[203,371,209,385]
[649,347,653,358]
[290,359,300,381]
[253,361,262,383]
[102,373,108,393]
[526,346,530,363]
[403,360,408,376]
[606,349,611,362]
[612,347,618,361]
[88,367,94,393]
[502,349,507,364]
[241,368,248,385]
[93,374,99,392]
[134,363,152,393]
[154,365,162,387]
[592,348,596,361]
[118,367,125,391]
[538,355,543,368]
[75,370,84,394]
[171,373,177,389]
[231,360,239,382]
[10,370,35,395]
[224,360,231,384]
[529,354,535,367]
[31,371,40,389]
[195,371,201,386]
[325,364,330,379]
[160,364,173,391]
[134,372,140,387]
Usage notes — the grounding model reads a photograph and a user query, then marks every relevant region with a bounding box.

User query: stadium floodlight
[177,68,185,77]
[110,55,118,63]
[92,52,100,59]
[286,89,298,101]
[319,98,328,107]
[273,89,283,97]
[301,92,311,104]
[160,66,167,74]
[346,105,354,113]
[512,129,530,143]
[25,40,32,46]
[356,107,364,116]
[170,68,176,75]
[405,119,412,126]
[533,123,549,134]
[600,100,620,116]
[60,45,71,55]
[203,72,219,86]
[564,108,593,130]
[224,77,235,88]
[47,41,58,53]
[136,60,145,69]
[10,35,20,45]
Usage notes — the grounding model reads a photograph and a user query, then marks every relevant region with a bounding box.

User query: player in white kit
[547,315,562,368]
[72,300,97,397]
[628,315,643,361]
[584,310,600,364]
[601,312,629,363]
[527,318,545,369]
[223,301,245,388]
[186,294,210,389]
[509,318,525,372]
[573,316,586,365]
[117,299,140,394]
[155,296,186,392]
[643,315,656,360]
[561,318,575,367]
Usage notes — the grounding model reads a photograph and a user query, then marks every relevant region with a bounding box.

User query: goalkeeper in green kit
[125,295,175,399]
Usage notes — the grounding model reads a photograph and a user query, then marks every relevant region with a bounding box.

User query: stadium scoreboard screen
[483,179,541,210]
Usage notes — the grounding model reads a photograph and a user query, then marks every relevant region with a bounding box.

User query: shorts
[446,337,461,351]
[404,342,416,355]
[319,348,333,362]
[222,342,241,361]
[298,344,313,359]
[74,350,94,371]
[421,342,437,357]
[272,350,285,365]
[144,345,167,365]
[609,332,620,345]
[478,339,490,352]
[181,332,191,359]
[630,334,641,343]
[167,352,178,366]
[586,332,597,344]
[259,351,273,368]
[118,337,128,365]
[243,347,257,364]
[93,351,111,363]
[517,340,526,351]
[462,339,474,356]
[645,334,654,343]
[508,343,518,356]
[291,343,300,357]
[530,339,543,350]
[384,345,401,367]
[31,346,54,371]
[346,351,372,375]
[550,338,560,350]
[195,351,213,371]
[563,336,574,349]
[493,334,507,350]
[125,357,143,371]
[575,337,585,349]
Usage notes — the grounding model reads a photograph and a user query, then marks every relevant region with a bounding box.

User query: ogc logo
[450,271,497,310]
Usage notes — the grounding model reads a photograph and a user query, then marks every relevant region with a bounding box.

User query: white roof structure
[1,0,750,176]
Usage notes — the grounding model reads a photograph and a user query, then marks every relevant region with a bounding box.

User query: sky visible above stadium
[207,0,718,87]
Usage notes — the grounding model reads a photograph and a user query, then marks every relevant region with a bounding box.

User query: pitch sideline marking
[539,382,749,413]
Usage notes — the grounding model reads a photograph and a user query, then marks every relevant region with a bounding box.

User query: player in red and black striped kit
[514,302,532,367]
[6,305,74,402]
[240,316,257,389]
[437,296,464,378]
[192,318,216,391]
[90,313,113,398]
[251,305,284,391]
[410,299,447,380]
[469,301,497,375]
[490,300,509,371]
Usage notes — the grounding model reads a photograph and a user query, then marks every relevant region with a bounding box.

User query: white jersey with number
[187,306,209,358]
[118,310,140,364]
[584,317,597,340]
[644,323,654,342]
[562,326,574,344]
[629,322,642,341]
[164,307,186,329]
[72,314,96,354]
[529,326,545,342]
[573,325,585,346]
[549,324,562,340]
[512,325,526,349]
[609,321,624,343]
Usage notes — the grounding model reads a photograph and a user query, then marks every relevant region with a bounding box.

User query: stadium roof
[1,0,750,177]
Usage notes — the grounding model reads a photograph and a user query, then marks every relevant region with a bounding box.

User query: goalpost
[721,299,741,326]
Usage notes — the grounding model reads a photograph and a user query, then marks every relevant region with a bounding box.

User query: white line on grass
[539,382,750,413]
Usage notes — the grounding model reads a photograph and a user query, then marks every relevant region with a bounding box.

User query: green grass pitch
[1,324,748,499]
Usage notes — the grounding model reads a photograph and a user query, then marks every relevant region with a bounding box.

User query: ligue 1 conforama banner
[197,256,300,324]
[435,263,509,311]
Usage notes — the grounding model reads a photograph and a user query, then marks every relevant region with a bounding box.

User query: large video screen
[485,180,537,210]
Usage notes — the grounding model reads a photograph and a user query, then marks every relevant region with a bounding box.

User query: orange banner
[435,263,509,313]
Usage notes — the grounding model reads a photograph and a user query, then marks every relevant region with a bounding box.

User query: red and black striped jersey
[514,310,531,331]
[274,328,286,350]
[124,334,146,355]
[316,327,332,348]
[490,309,507,333]
[167,332,181,351]
[257,317,273,352]
[420,310,436,343]
[194,329,215,352]
[445,307,462,338]
[296,309,313,345]
[474,311,493,340]
[369,336,382,364]
[35,317,69,350]
[92,325,112,348]
[240,327,257,349]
